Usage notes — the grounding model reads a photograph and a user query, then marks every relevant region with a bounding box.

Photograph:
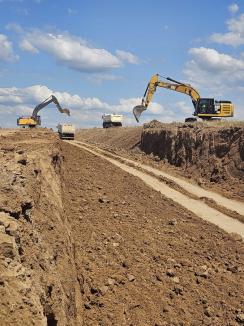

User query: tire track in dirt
[67,140,244,239]
[74,141,244,218]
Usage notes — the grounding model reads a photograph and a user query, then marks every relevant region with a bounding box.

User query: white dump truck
[102,114,123,128]
[57,124,75,140]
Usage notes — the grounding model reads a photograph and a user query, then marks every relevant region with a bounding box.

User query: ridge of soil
[76,122,244,200]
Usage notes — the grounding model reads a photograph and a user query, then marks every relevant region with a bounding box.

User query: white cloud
[188,47,244,73]
[19,39,39,53]
[0,85,171,127]
[210,14,244,46]
[22,31,121,72]
[228,3,239,14]
[11,27,139,73]
[182,11,244,120]
[183,47,244,119]
[184,47,244,92]
[5,22,23,33]
[115,50,139,64]
[111,97,163,114]
[86,73,122,84]
[0,34,19,62]
[176,101,192,114]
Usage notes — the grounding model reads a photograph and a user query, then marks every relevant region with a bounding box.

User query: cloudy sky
[0,0,244,128]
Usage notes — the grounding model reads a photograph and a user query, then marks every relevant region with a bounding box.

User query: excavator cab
[195,98,215,115]
[194,98,233,119]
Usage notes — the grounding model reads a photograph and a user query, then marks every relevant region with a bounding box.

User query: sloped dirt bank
[0,130,83,325]
[76,126,142,151]
[141,121,244,199]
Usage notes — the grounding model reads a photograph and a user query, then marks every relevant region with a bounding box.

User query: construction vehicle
[57,124,75,140]
[133,74,234,123]
[17,95,70,127]
[102,114,123,128]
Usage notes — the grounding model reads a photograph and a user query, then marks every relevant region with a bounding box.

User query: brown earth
[76,121,244,200]
[77,127,142,151]
[0,128,244,325]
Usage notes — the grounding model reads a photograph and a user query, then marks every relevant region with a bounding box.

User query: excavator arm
[133,74,201,122]
[32,95,70,120]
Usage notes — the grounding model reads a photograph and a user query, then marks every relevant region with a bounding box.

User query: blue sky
[0,0,244,128]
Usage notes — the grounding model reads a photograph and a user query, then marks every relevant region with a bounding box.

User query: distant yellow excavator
[17,95,70,127]
[133,74,234,122]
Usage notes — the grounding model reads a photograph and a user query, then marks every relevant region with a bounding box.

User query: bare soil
[76,121,244,200]
[77,126,142,151]
[0,129,244,325]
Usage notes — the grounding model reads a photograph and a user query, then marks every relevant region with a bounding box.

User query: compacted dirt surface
[0,128,244,326]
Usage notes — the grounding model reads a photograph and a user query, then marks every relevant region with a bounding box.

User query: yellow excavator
[17,95,70,127]
[133,74,234,122]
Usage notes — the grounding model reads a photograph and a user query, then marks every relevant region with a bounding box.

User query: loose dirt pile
[0,129,244,325]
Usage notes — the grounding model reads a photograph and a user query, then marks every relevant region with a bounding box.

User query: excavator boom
[133,74,234,122]
[18,95,70,127]
[133,74,201,122]
[31,95,70,120]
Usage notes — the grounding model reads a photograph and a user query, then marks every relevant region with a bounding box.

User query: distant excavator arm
[133,74,201,122]
[32,95,70,120]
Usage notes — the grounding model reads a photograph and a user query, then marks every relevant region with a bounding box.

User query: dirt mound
[76,126,142,151]
[0,129,244,325]
[141,121,244,198]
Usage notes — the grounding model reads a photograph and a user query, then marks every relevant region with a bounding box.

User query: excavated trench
[0,130,83,325]
[0,129,244,326]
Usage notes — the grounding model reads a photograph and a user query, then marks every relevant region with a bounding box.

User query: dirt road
[69,140,244,238]
[0,129,244,325]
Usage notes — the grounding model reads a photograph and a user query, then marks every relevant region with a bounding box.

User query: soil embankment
[76,126,142,151]
[0,130,83,325]
[0,129,244,325]
[141,121,244,199]
[77,122,244,199]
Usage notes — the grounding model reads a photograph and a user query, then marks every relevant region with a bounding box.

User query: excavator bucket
[62,108,70,116]
[133,105,146,122]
